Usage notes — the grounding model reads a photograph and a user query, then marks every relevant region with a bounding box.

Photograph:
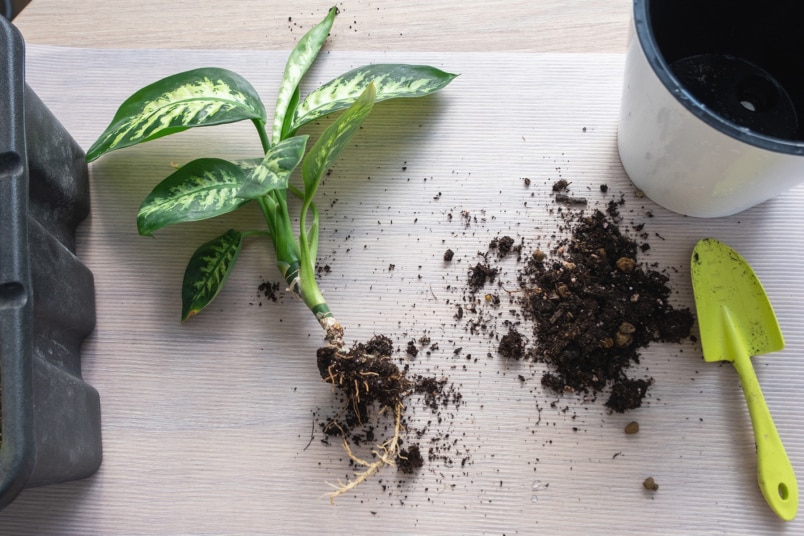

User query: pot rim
[634,0,804,155]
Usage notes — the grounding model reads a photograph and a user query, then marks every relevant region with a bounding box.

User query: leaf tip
[137,221,155,237]
[181,309,198,322]
[85,145,103,163]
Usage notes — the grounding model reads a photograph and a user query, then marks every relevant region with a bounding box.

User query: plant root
[322,317,345,348]
[325,401,404,503]
[317,336,412,422]
[316,335,414,501]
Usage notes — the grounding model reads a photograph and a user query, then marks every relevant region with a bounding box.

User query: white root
[325,402,404,503]
[321,317,344,348]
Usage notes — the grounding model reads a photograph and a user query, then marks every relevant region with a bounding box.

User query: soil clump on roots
[317,335,412,429]
[315,335,450,500]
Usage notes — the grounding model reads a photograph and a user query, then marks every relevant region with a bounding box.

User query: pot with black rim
[618,0,804,217]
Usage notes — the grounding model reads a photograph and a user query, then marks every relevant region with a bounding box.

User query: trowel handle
[732,351,799,521]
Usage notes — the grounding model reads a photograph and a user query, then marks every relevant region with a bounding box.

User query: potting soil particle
[519,204,693,411]
[463,182,693,412]
[397,445,424,474]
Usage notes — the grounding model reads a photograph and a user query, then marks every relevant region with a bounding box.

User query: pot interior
[642,0,804,142]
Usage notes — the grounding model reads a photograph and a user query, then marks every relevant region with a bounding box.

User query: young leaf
[291,64,458,131]
[301,83,376,200]
[280,86,301,141]
[271,6,338,143]
[87,68,267,161]
[137,158,255,236]
[181,229,243,321]
[237,135,309,200]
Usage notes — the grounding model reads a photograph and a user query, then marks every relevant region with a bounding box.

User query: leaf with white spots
[137,158,254,236]
[292,64,457,131]
[87,68,266,161]
[272,6,337,142]
[237,135,308,200]
[182,229,243,321]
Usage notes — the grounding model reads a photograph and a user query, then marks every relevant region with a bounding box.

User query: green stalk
[298,198,328,315]
[258,193,301,294]
[253,119,302,293]
[253,118,271,152]
[253,114,340,342]
[292,185,340,342]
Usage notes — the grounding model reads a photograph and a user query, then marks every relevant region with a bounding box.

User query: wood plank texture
[14,0,630,52]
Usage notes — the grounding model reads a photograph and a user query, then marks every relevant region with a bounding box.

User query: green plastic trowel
[690,238,798,521]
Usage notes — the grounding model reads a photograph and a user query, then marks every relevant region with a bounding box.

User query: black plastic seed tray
[0,17,101,510]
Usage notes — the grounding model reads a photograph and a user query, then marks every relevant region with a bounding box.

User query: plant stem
[258,193,300,293]
[252,119,342,343]
[253,119,271,153]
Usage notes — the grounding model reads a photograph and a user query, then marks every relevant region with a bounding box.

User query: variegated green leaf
[137,158,254,236]
[301,83,376,200]
[237,135,309,200]
[291,64,457,131]
[231,158,264,174]
[182,229,243,321]
[272,6,337,143]
[87,68,267,161]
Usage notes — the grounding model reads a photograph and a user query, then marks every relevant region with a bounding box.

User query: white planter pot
[618,0,804,218]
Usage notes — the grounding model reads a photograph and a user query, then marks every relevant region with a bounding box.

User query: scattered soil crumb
[625,421,640,435]
[552,179,570,192]
[490,235,516,258]
[398,445,424,474]
[258,280,281,302]
[498,327,526,359]
[555,193,588,206]
[605,379,652,413]
[468,262,498,292]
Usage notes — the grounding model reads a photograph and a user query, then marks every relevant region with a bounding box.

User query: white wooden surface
[3,2,804,534]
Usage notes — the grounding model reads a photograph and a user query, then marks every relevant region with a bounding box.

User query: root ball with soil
[316,336,415,500]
